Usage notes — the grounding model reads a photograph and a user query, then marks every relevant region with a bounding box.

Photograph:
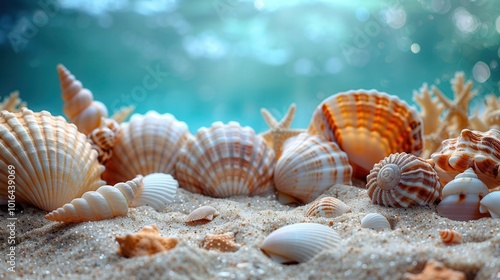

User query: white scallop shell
[360,213,391,230]
[0,108,105,211]
[175,121,275,197]
[45,173,177,222]
[185,206,218,223]
[441,168,489,197]
[479,191,500,218]
[305,197,350,218]
[260,223,341,264]
[274,133,352,204]
[102,111,191,185]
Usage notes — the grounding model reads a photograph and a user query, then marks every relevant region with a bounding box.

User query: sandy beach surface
[1,183,500,280]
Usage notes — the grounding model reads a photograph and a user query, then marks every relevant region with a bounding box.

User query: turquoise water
[1,0,499,134]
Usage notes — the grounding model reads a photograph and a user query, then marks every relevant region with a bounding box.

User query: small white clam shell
[186,206,218,223]
[360,213,391,230]
[441,168,489,197]
[479,191,500,218]
[305,197,350,218]
[260,223,341,264]
[130,173,178,211]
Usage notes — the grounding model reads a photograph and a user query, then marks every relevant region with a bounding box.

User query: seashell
[366,153,441,207]
[0,108,105,211]
[260,223,341,264]
[305,197,350,218]
[115,224,178,258]
[431,128,500,189]
[57,64,108,135]
[436,168,490,221]
[203,232,241,252]
[438,229,463,244]
[45,173,178,222]
[186,205,218,223]
[87,118,122,165]
[308,90,423,179]
[102,111,191,185]
[360,213,391,230]
[273,133,352,204]
[479,191,500,218]
[175,121,276,198]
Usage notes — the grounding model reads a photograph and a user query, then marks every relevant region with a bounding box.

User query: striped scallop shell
[274,133,352,204]
[0,108,105,211]
[360,213,391,230]
[260,223,341,264]
[431,128,500,189]
[45,173,178,222]
[438,229,463,244]
[57,64,108,135]
[308,90,423,178]
[102,111,191,185]
[305,197,350,218]
[366,152,441,207]
[185,206,218,223]
[175,121,275,197]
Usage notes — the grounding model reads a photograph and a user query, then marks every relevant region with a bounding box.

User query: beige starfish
[202,232,241,252]
[259,103,305,158]
[403,260,466,280]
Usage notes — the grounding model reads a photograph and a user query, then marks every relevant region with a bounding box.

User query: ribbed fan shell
[175,121,275,197]
[308,90,423,178]
[305,197,350,218]
[0,108,105,211]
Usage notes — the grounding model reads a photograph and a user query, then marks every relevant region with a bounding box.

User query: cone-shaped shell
[308,90,423,178]
[57,64,108,135]
[431,129,500,189]
[102,111,191,185]
[0,108,105,211]
[479,191,500,218]
[305,197,350,218]
[175,121,275,197]
[439,229,463,244]
[260,223,341,264]
[360,213,391,230]
[274,133,352,204]
[366,153,441,207]
[441,168,489,197]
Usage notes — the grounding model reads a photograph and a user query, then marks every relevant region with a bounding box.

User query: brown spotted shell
[305,197,350,218]
[308,90,423,179]
[431,128,500,189]
[366,152,441,207]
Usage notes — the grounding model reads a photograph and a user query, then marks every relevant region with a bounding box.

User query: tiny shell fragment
[186,206,218,223]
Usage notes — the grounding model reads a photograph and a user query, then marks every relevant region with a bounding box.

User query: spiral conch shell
[0,108,105,211]
[46,173,178,222]
[274,133,352,204]
[366,153,441,207]
[57,64,108,135]
[308,90,423,178]
[102,111,191,185]
[431,129,500,189]
[175,121,276,197]
[260,223,341,264]
[87,118,121,165]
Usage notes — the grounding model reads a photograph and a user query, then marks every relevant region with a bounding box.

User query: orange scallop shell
[431,128,500,189]
[308,90,423,179]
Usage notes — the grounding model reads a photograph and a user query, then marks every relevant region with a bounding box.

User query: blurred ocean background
[0,0,499,133]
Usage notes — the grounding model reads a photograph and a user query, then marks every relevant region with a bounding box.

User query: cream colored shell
[366,153,441,208]
[102,111,190,185]
[431,128,500,189]
[260,223,341,264]
[45,173,178,222]
[186,206,218,223]
[305,197,350,218]
[57,64,108,135]
[0,108,105,211]
[274,133,352,204]
[479,191,500,218]
[360,213,391,230]
[175,121,276,197]
[308,90,423,178]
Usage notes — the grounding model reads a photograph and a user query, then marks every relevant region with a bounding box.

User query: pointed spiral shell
[366,152,441,207]
[57,64,108,135]
[438,229,463,244]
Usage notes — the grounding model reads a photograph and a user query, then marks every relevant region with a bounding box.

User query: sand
[1,183,500,280]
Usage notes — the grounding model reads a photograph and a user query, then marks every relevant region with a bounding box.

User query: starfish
[259,103,305,158]
[202,232,241,252]
[403,260,466,280]
[115,224,178,258]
